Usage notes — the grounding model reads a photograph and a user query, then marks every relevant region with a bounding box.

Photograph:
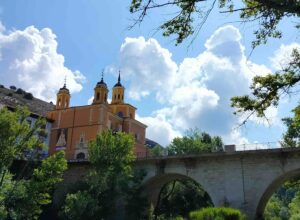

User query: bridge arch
[256,168,300,219]
[142,173,214,214]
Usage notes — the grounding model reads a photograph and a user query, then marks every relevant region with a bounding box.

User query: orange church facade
[47,74,148,160]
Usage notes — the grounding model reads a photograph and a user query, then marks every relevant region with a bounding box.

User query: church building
[47,73,148,160]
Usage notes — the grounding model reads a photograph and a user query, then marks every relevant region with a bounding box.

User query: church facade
[47,73,147,160]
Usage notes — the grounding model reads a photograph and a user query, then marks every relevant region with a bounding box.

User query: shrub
[189,207,245,220]
[16,88,24,94]
[10,85,16,90]
[24,92,33,100]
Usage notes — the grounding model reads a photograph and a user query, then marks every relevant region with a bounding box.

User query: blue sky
[0,0,299,147]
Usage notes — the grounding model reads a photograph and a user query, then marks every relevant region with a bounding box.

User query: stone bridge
[65,148,300,220]
[135,148,300,219]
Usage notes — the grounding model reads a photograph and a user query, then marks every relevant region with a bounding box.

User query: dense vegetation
[155,179,213,218]
[0,107,67,219]
[150,129,224,156]
[59,131,147,220]
[264,178,300,219]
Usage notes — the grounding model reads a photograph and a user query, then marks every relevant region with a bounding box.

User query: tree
[129,0,300,130]
[289,192,300,219]
[281,103,300,147]
[263,177,300,219]
[264,196,287,220]
[0,107,67,219]
[231,49,300,125]
[130,0,299,46]
[155,179,213,218]
[60,131,147,220]
[0,107,44,174]
[150,144,165,156]
[167,129,224,155]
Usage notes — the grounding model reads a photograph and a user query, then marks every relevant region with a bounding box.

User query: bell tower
[56,79,70,110]
[111,71,125,104]
[93,72,108,104]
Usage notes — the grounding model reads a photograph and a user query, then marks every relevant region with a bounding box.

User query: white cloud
[118,37,178,102]
[0,23,85,101]
[136,114,181,146]
[116,25,282,146]
[270,43,300,70]
[240,106,279,127]
[87,96,94,105]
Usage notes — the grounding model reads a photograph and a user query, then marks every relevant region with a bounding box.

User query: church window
[58,99,61,107]
[114,94,116,99]
[65,99,68,107]
[96,93,100,100]
[118,94,120,99]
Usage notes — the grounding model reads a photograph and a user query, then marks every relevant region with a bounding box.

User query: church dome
[59,83,70,93]
[96,78,107,88]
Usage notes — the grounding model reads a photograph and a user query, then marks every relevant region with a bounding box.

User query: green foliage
[130,0,299,46]
[0,107,67,220]
[0,107,45,171]
[123,169,148,220]
[156,179,213,218]
[264,177,300,219]
[60,131,147,220]
[231,49,300,125]
[290,192,300,218]
[189,207,245,220]
[3,151,67,220]
[282,104,300,147]
[89,130,135,176]
[264,196,288,220]
[60,191,99,220]
[150,144,165,156]
[167,129,224,155]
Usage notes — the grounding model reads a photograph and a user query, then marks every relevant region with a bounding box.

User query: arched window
[65,99,68,107]
[118,94,120,99]
[58,99,61,107]
[76,152,85,160]
[96,93,100,100]
[118,112,123,117]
